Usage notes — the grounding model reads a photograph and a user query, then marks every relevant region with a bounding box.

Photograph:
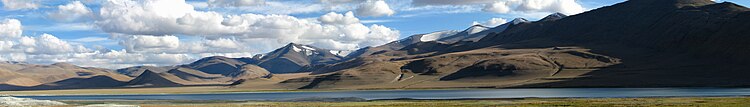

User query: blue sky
[0,0,748,68]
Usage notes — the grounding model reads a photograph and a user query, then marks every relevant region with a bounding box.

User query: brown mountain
[277,0,750,89]
[116,66,172,77]
[187,56,247,76]
[0,62,132,90]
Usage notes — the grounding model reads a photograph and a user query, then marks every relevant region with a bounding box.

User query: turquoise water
[16,88,750,101]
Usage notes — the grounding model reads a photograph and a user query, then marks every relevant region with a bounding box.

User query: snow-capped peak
[466,25,490,35]
[420,30,460,42]
[510,18,529,25]
[539,13,568,21]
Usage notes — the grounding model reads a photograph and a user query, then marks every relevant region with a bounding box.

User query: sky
[0,0,748,69]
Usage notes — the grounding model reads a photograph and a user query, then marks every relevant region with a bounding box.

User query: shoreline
[53,96,750,107]
[4,86,749,96]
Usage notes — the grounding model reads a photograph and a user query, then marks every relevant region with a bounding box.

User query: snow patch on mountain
[467,25,490,35]
[330,50,353,56]
[420,30,460,42]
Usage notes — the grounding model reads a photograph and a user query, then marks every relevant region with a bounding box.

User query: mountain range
[1,0,750,91]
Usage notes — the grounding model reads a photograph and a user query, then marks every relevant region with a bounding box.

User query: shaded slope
[459,0,750,87]
[284,0,750,89]
[188,56,246,76]
[116,66,171,77]
[257,43,343,73]
[127,70,187,87]
[166,67,230,82]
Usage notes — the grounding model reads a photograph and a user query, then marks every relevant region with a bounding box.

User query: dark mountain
[538,13,568,22]
[187,56,247,76]
[116,66,172,77]
[280,0,750,89]
[127,70,186,87]
[437,25,492,43]
[166,67,228,82]
[343,30,458,59]
[345,18,531,58]
[256,43,343,73]
[440,0,750,87]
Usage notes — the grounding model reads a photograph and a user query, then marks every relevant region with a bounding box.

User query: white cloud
[0,19,22,38]
[0,18,203,68]
[472,18,508,27]
[483,1,511,13]
[113,34,255,54]
[320,11,361,25]
[96,0,399,51]
[512,0,584,15]
[97,0,197,36]
[204,38,240,49]
[2,0,404,69]
[208,1,328,15]
[119,35,180,52]
[411,0,585,16]
[355,0,395,17]
[208,0,266,7]
[48,1,94,22]
[18,34,92,55]
[0,0,39,10]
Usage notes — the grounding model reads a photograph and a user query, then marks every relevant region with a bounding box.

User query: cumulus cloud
[0,0,39,10]
[355,0,395,17]
[0,18,195,68]
[203,1,330,15]
[512,0,584,15]
[2,0,403,69]
[119,35,180,52]
[96,0,399,50]
[483,1,511,13]
[16,34,92,55]
[48,1,94,22]
[320,11,361,25]
[412,0,585,15]
[472,18,508,27]
[0,19,22,38]
[208,0,266,7]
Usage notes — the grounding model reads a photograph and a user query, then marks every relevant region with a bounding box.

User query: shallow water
[15,88,750,101]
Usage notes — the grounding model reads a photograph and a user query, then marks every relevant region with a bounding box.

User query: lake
[15,88,750,101]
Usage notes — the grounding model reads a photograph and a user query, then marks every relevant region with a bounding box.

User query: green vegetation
[57,97,750,107]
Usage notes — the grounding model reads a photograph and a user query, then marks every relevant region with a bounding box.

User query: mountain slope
[127,70,187,87]
[116,66,172,77]
[187,56,247,76]
[450,0,750,87]
[282,0,750,89]
[166,67,230,82]
[256,43,343,73]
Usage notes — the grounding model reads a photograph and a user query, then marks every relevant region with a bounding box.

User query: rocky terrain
[1,0,749,91]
